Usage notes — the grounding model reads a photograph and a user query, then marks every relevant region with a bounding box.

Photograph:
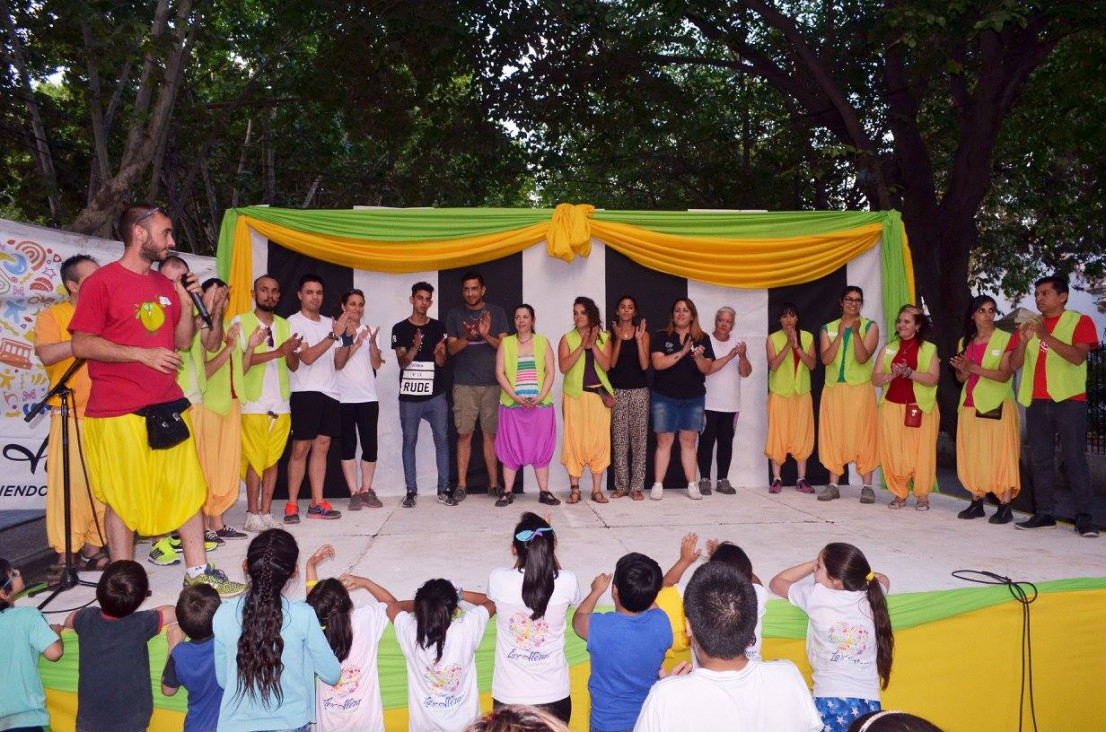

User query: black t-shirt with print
[650,329,716,399]
[391,318,446,402]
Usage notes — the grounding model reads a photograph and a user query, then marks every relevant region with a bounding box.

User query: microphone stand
[25,358,100,608]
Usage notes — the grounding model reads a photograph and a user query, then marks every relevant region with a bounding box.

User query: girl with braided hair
[213,529,340,731]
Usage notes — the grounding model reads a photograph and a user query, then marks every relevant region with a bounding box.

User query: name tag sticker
[885,347,896,354]
[992,349,1001,356]
[827,331,837,338]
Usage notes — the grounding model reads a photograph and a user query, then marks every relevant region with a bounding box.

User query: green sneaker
[167,535,220,553]
[184,564,247,598]
[147,537,181,566]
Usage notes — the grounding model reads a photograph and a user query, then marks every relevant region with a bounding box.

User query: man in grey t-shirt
[445,271,508,500]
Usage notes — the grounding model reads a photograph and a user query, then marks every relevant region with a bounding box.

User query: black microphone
[185,274,213,329]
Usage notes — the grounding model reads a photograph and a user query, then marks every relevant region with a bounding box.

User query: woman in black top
[608,295,650,500]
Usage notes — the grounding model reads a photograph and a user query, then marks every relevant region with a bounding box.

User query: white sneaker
[262,513,281,529]
[243,513,265,532]
[687,482,703,500]
[649,483,664,501]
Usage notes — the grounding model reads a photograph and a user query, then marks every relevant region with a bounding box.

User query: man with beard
[69,204,245,596]
[231,275,303,530]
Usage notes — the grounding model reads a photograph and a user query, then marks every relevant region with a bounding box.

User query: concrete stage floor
[29,482,1104,613]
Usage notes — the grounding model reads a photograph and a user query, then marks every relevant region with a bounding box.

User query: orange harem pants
[46,413,107,553]
[818,382,879,477]
[561,391,611,477]
[193,401,242,517]
[764,392,814,464]
[956,400,1021,500]
[878,401,939,499]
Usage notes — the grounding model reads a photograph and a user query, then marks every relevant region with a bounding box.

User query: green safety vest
[176,334,206,404]
[823,318,876,387]
[499,333,553,407]
[561,328,612,397]
[879,339,938,413]
[1017,310,1088,406]
[233,311,291,404]
[768,329,814,396]
[957,330,1014,414]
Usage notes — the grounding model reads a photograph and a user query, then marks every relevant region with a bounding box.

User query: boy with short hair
[62,560,175,732]
[162,584,223,732]
[573,552,673,732]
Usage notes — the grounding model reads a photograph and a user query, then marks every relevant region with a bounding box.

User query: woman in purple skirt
[494,304,558,508]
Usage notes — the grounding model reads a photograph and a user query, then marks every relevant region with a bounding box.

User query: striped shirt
[514,356,539,398]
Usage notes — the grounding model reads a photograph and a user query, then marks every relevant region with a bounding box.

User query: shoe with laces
[649,483,664,501]
[184,564,247,598]
[216,526,248,540]
[817,484,840,502]
[284,502,300,525]
[361,490,383,508]
[796,478,815,494]
[147,537,181,566]
[167,535,219,553]
[348,493,364,511]
[1015,513,1056,530]
[989,504,1014,524]
[262,513,281,529]
[203,529,226,546]
[1074,513,1099,538]
[307,500,342,520]
[243,513,266,532]
[698,479,713,496]
[958,498,986,520]
[454,485,467,503]
[715,478,736,495]
[768,478,783,494]
[687,482,703,500]
[402,492,416,508]
[860,486,876,504]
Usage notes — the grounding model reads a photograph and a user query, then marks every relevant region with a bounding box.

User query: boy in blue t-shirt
[161,584,223,732]
[573,552,673,732]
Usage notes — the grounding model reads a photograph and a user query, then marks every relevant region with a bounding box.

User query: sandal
[566,486,582,504]
[630,489,645,501]
[495,489,514,508]
[915,498,930,511]
[611,488,628,500]
[591,490,609,504]
[538,491,561,506]
[888,497,906,510]
[78,547,111,570]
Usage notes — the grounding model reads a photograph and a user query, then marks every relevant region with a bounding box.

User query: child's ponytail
[237,529,299,705]
[512,512,559,620]
[306,578,353,662]
[822,542,894,690]
[414,579,459,663]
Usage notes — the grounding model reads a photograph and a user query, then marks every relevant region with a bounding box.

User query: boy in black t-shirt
[391,281,451,508]
[62,560,175,732]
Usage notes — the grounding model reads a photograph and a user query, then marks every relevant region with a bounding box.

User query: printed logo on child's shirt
[423,663,464,711]
[827,621,871,664]
[506,611,552,662]
[321,665,363,712]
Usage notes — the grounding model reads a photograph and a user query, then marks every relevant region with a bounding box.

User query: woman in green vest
[949,295,1020,523]
[558,296,614,504]
[493,304,558,507]
[765,302,818,494]
[873,304,941,510]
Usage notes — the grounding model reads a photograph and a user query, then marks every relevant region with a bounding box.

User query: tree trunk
[231,118,254,208]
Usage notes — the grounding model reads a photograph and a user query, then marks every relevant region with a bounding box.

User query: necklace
[517,334,534,344]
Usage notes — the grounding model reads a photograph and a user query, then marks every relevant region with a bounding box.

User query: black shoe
[443,491,459,507]
[495,489,514,508]
[1074,513,1099,538]
[958,498,986,520]
[989,504,1013,525]
[402,492,416,508]
[538,491,561,506]
[1015,513,1055,530]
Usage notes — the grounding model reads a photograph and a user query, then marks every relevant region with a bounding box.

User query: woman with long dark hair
[765,302,818,493]
[948,295,1021,523]
[488,513,581,724]
[213,529,340,731]
[608,295,650,501]
[649,298,715,501]
[334,288,384,510]
[818,286,881,503]
[873,305,941,510]
[558,296,614,504]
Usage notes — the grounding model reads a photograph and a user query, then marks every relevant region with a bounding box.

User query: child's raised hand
[308,545,335,568]
[339,574,364,592]
[705,538,720,558]
[679,533,701,563]
[591,573,612,594]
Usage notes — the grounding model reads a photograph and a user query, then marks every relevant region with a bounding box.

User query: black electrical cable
[952,570,1038,731]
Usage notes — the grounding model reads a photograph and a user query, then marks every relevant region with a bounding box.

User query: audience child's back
[68,560,173,732]
[161,584,223,732]
[0,558,63,731]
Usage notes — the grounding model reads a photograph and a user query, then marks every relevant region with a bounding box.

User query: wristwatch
[328,332,340,341]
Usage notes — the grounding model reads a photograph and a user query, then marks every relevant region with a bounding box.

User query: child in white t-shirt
[770,543,894,732]
[488,512,581,725]
[305,545,388,732]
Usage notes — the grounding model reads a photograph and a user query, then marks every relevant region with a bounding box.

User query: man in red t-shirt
[1010,275,1100,537]
[69,204,245,596]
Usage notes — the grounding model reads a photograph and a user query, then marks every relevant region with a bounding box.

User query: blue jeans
[1026,399,1093,516]
[399,394,450,494]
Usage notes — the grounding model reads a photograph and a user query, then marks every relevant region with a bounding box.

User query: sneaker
[796,478,815,494]
[361,490,383,509]
[1015,513,1056,530]
[989,504,1014,525]
[698,479,713,496]
[768,478,783,494]
[147,537,181,566]
[716,478,736,495]
[817,485,840,502]
[168,536,219,553]
[203,529,226,546]
[307,500,342,520]
[860,486,876,504]
[262,513,281,529]
[454,485,467,503]
[437,492,449,504]
[216,526,248,540]
[402,492,416,508]
[443,493,459,507]
[284,502,300,525]
[649,483,664,501]
[1074,514,1099,538]
[958,498,986,520]
[687,482,703,500]
[348,493,364,511]
[184,564,247,598]
[243,513,266,532]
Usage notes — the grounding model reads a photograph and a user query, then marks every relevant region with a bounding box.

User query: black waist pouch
[134,397,192,449]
